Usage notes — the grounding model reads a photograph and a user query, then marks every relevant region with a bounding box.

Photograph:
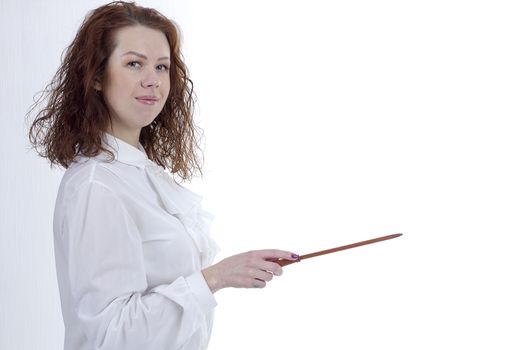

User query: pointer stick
[272,233,403,267]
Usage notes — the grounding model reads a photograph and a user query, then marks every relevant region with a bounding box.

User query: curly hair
[27,1,202,181]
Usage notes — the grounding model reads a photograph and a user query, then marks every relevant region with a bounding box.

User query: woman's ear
[93,75,103,91]
[94,80,102,91]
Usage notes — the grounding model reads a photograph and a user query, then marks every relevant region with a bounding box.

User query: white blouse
[53,133,220,350]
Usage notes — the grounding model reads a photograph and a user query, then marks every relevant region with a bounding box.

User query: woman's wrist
[202,266,221,293]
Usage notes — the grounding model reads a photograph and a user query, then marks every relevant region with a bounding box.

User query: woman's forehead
[112,25,170,59]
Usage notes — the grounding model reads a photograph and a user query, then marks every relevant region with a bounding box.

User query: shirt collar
[101,132,152,169]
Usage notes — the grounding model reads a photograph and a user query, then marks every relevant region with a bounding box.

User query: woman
[28,2,298,349]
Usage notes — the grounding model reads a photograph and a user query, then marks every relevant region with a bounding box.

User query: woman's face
[96,25,171,144]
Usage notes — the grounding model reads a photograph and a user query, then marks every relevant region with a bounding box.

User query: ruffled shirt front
[53,133,220,350]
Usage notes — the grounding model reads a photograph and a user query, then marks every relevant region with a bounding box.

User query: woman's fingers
[256,249,299,261]
[258,260,284,276]
[252,268,274,282]
[252,279,266,288]
[249,250,299,275]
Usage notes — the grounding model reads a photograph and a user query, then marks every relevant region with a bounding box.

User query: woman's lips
[136,96,159,105]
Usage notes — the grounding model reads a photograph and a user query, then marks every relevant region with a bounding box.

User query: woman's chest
[119,174,203,287]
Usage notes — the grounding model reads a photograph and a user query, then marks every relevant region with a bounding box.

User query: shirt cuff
[186,271,217,312]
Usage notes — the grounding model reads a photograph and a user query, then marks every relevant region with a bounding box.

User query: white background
[1,1,524,349]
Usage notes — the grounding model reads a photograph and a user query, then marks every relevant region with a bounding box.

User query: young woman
[28,2,298,349]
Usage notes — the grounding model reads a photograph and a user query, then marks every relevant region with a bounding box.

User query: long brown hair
[27,1,202,180]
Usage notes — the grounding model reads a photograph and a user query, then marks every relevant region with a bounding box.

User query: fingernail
[291,253,299,259]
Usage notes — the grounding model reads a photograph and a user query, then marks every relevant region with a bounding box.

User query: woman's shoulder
[53,157,129,230]
[59,155,121,196]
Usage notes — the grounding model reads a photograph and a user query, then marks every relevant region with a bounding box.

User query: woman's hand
[201,250,299,293]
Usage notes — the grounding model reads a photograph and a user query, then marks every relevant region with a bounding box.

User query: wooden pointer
[271,233,403,267]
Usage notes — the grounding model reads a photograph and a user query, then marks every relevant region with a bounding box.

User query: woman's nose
[140,68,161,88]
[141,78,160,88]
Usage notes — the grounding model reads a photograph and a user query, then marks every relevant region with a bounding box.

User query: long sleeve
[56,180,216,350]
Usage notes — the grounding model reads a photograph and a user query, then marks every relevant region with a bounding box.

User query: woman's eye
[127,61,142,69]
[127,61,168,71]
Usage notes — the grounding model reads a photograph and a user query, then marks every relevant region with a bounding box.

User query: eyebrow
[121,51,170,61]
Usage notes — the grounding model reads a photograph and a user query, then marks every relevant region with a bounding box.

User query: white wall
[2,1,524,349]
